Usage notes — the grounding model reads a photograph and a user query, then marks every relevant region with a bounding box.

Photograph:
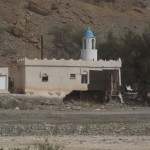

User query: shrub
[9,139,64,150]
[0,26,7,34]
[34,138,63,150]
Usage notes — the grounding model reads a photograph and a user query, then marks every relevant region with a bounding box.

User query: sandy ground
[0,135,150,150]
[0,94,150,149]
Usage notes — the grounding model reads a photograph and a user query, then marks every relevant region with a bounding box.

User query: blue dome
[84,29,94,38]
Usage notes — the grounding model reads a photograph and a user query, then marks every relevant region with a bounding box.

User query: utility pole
[41,35,44,59]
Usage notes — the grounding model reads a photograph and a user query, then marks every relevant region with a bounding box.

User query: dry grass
[1,123,150,136]
[0,100,33,110]
[8,139,64,150]
[34,138,64,150]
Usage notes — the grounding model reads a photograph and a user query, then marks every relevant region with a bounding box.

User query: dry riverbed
[0,94,150,149]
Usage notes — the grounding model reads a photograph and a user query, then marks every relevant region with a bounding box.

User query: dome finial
[84,28,94,38]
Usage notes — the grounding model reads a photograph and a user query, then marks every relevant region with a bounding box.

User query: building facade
[14,29,122,98]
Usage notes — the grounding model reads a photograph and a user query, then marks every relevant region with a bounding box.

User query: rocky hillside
[0,0,150,78]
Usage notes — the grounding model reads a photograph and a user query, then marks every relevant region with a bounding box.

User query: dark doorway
[88,70,119,94]
[88,70,112,91]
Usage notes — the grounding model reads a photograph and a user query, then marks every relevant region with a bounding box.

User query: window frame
[70,74,76,79]
[81,74,88,84]
[42,73,48,82]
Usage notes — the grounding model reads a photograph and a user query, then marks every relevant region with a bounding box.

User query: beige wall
[15,58,122,97]
[25,66,88,92]
[14,66,25,93]
[0,67,9,93]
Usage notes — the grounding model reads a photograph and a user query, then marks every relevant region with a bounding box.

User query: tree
[121,29,150,102]
[49,24,85,59]
[98,29,150,102]
[98,31,121,60]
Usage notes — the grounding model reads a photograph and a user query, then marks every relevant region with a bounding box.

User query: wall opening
[92,39,94,49]
[42,73,48,82]
[81,74,88,84]
[88,70,119,94]
[70,74,76,79]
[84,39,86,49]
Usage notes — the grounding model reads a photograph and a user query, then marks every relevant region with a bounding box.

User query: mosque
[14,29,122,100]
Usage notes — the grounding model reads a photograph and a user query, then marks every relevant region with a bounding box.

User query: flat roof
[17,58,122,68]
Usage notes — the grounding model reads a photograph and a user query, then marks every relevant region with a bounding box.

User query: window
[70,74,76,79]
[84,39,86,49]
[92,39,94,49]
[42,73,48,82]
[81,74,88,84]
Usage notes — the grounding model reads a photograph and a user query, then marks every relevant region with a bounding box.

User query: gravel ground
[0,94,150,149]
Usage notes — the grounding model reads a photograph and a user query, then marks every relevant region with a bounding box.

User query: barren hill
[0,0,150,78]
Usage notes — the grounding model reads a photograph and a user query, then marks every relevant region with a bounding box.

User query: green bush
[98,27,150,101]
[0,26,7,34]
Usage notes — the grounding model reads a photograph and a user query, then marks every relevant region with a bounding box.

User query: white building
[14,29,122,99]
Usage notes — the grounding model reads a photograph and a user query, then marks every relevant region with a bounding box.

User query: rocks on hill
[28,0,51,16]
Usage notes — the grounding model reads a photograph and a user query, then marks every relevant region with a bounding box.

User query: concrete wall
[0,67,9,93]
[81,37,97,61]
[15,58,122,97]
[25,66,88,92]
[14,66,25,93]
[82,37,96,50]
[17,58,122,68]
[81,49,97,61]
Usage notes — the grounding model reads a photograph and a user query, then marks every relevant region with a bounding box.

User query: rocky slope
[0,0,150,78]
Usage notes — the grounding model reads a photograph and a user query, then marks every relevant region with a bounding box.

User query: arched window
[42,73,48,82]
[92,39,94,49]
[81,71,88,84]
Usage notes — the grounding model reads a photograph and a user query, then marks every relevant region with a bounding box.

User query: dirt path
[0,109,150,124]
[0,135,150,150]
